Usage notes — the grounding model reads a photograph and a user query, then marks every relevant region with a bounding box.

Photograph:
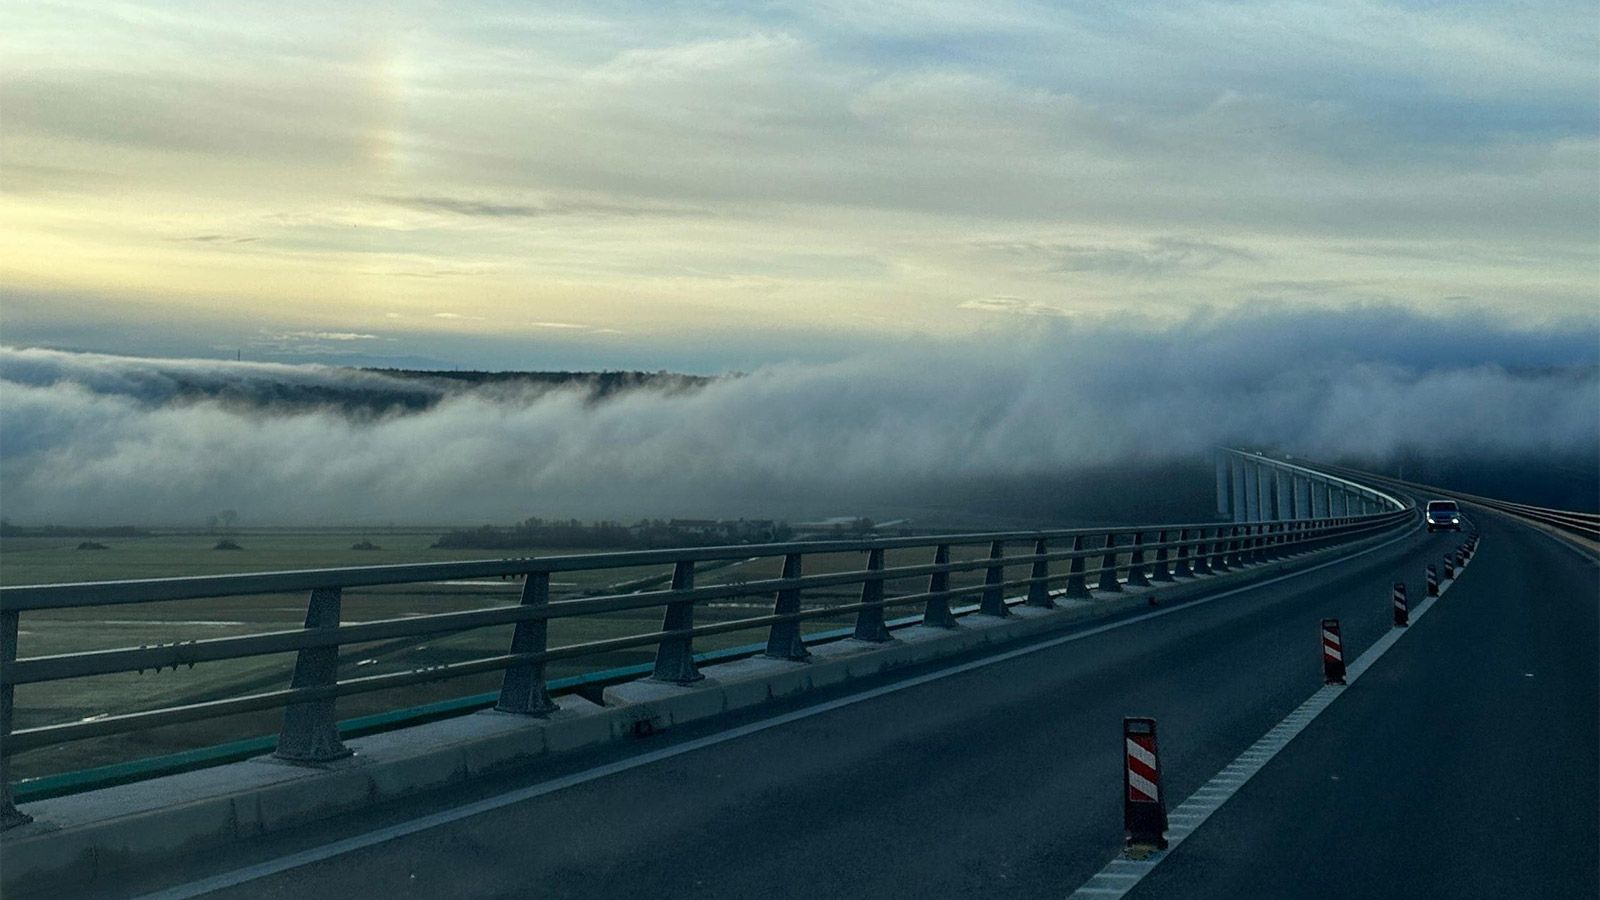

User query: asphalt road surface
[93,511,1597,900]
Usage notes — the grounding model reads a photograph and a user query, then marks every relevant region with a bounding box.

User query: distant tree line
[432,517,792,550]
[0,522,151,538]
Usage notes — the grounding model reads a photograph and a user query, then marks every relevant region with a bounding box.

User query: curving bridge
[1,450,1594,899]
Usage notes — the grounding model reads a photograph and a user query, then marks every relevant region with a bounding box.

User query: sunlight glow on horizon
[2,1,1596,369]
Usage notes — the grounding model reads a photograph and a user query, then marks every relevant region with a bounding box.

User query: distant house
[668,519,719,535]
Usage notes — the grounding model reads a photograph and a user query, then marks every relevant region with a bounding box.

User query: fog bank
[3,309,1595,525]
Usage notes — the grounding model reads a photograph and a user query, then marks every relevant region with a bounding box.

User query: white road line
[1064,554,1473,899]
[128,525,1426,900]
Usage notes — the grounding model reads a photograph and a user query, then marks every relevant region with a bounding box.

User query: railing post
[1065,534,1091,598]
[1126,532,1151,587]
[980,540,1009,617]
[1026,538,1055,608]
[1173,528,1195,577]
[275,587,353,763]
[496,572,559,715]
[1150,530,1174,582]
[1207,527,1228,572]
[922,544,957,627]
[1219,526,1240,569]
[653,561,703,683]
[1191,529,1213,575]
[1097,533,1123,593]
[2,610,32,828]
[853,548,891,642]
[764,553,811,661]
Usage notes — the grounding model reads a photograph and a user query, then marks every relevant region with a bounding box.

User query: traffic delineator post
[1426,564,1439,597]
[1392,582,1408,627]
[1123,717,1169,850]
[1442,555,1455,580]
[1322,618,1346,685]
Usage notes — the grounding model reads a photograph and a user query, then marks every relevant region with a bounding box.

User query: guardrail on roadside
[1311,462,1598,542]
[0,456,1413,827]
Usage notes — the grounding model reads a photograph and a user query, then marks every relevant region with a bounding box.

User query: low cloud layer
[2,309,1595,526]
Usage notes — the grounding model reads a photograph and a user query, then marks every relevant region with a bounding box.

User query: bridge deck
[47,513,1600,900]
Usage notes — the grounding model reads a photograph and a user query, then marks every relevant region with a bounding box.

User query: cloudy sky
[3,0,1596,371]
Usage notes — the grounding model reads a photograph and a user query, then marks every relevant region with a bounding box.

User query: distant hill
[362,368,712,401]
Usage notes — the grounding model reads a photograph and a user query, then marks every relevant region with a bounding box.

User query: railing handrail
[0,454,1416,822]
[2,517,1348,611]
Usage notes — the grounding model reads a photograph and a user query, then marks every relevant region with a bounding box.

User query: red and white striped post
[1426,564,1439,597]
[1392,582,1408,627]
[1442,555,1456,581]
[1123,717,1169,849]
[1322,618,1346,685]
[1454,546,1466,568]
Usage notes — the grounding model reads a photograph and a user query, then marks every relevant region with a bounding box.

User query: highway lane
[88,520,1493,900]
[1129,512,1598,900]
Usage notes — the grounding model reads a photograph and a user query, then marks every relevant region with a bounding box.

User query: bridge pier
[1256,464,1272,524]
[1231,456,1249,523]
[1275,470,1293,520]
[1215,455,1231,519]
[1294,476,1312,519]
[1241,461,1254,518]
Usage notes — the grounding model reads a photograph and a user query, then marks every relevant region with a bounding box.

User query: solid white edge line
[129,524,1427,900]
[1064,546,1474,899]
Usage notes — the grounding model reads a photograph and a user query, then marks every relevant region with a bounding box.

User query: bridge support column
[653,561,705,682]
[1275,470,1292,520]
[1215,455,1231,519]
[1231,456,1248,523]
[275,587,353,762]
[1243,463,1261,522]
[980,540,1009,617]
[1256,464,1273,524]
[764,553,811,661]
[852,549,892,642]
[496,573,560,715]
[1294,476,1312,520]
[1313,481,1330,518]
[922,545,957,627]
[1026,539,1055,608]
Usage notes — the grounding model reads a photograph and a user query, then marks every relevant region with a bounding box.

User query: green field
[3,531,1008,781]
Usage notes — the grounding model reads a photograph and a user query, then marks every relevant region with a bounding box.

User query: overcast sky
[2,0,1596,371]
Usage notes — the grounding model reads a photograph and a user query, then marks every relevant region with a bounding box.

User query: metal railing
[1311,461,1598,541]
[0,481,1413,826]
